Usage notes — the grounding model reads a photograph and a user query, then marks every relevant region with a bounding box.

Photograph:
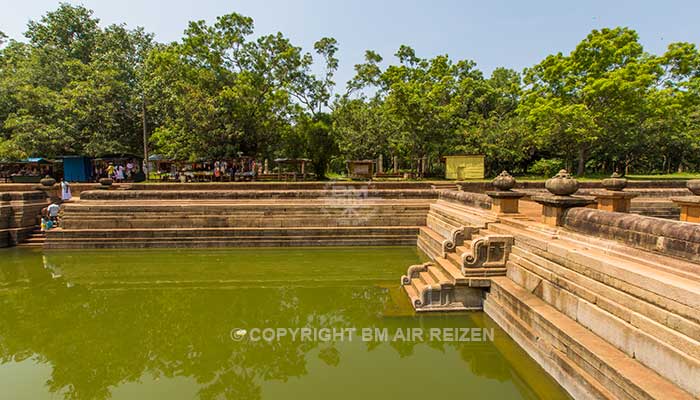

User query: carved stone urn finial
[687,179,700,196]
[545,169,579,196]
[492,170,516,192]
[602,171,628,192]
[40,175,56,187]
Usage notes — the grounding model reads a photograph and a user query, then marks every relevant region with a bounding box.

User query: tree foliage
[1,5,699,177]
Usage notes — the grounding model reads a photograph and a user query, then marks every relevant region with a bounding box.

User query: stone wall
[562,208,700,262]
[437,190,492,210]
[0,183,126,198]
[80,188,438,201]
[0,191,47,247]
[127,181,436,191]
[457,180,688,193]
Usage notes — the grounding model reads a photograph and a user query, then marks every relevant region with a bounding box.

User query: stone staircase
[483,217,700,399]
[46,197,432,248]
[46,226,421,249]
[430,183,460,191]
[16,228,45,248]
[401,200,514,312]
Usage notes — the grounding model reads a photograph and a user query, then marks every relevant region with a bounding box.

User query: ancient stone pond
[0,247,570,399]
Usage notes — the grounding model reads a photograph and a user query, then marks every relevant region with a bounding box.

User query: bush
[528,158,564,177]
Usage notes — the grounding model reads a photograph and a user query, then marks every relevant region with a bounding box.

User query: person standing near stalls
[60,178,72,201]
[126,161,134,180]
[115,165,125,182]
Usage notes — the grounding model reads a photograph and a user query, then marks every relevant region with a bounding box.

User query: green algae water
[0,247,570,400]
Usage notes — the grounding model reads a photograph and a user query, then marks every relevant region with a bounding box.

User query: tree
[520,28,659,175]
[0,4,153,158]
[145,13,339,172]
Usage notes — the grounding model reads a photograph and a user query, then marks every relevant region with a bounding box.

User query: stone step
[79,189,438,201]
[426,208,467,231]
[402,266,474,312]
[434,256,466,284]
[16,242,44,248]
[45,236,418,249]
[507,247,700,386]
[403,284,421,308]
[47,226,420,239]
[411,270,438,295]
[485,277,695,400]
[490,220,700,302]
[492,221,700,396]
[418,226,446,249]
[430,203,489,228]
[428,261,451,283]
[63,203,432,212]
[61,217,427,229]
[433,200,497,225]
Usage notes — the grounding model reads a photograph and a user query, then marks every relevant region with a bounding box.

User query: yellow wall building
[444,155,485,180]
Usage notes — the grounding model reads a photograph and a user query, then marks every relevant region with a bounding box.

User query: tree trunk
[577,148,586,176]
[142,96,149,175]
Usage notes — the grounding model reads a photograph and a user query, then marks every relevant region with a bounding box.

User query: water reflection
[0,248,569,400]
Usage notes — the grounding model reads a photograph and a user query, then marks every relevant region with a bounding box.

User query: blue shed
[62,156,93,182]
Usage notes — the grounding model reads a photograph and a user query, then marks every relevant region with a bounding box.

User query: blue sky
[2,0,699,92]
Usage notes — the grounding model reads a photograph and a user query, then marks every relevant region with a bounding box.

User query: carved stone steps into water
[401,262,482,312]
[485,277,695,400]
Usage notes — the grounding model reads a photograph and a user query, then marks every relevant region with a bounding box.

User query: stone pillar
[486,171,525,214]
[593,173,638,213]
[672,180,700,223]
[532,170,595,227]
[377,154,383,174]
[392,156,398,174]
[264,159,269,174]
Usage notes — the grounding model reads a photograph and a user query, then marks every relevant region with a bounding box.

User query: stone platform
[46,192,435,248]
[0,191,47,247]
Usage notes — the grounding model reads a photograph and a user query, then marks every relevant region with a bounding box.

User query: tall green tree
[145,12,339,174]
[0,4,153,158]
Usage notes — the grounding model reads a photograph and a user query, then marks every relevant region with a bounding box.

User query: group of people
[40,202,61,231]
[212,159,262,181]
[95,161,140,182]
[40,179,71,231]
[11,166,49,176]
[160,159,263,182]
